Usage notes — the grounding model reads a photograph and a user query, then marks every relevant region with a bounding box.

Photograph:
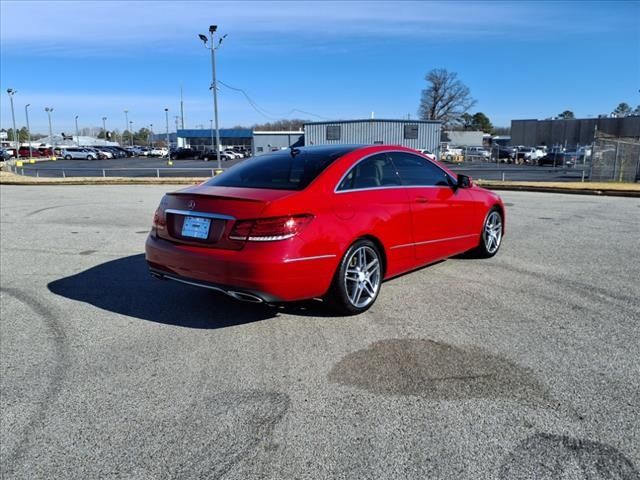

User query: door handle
[415,196,428,203]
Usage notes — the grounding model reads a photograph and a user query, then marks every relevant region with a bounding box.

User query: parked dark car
[1,148,13,160]
[171,148,199,160]
[495,147,516,163]
[538,151,578,167]
[199,149,234,161]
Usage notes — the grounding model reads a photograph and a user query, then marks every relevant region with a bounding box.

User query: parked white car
[150,147,168,157]
[464,146,491,160]
[58,147,99,160]
[223,149,241,159]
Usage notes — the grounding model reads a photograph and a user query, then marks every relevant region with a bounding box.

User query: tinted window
[206,147,353,191]
[337,153,401,190]
[326,126,341,141]
[403,124,419,139]
[389,152,450,187]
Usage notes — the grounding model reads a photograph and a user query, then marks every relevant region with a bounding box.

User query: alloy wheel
[483,211,502,254]
[343,245,381,309]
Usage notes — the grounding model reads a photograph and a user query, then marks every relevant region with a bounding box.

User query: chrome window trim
[283,254,337,263]
[333,149,456,194]
[390,233,478,250]
[165,209,235,221]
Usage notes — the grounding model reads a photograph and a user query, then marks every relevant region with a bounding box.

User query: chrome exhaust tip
[226,290,264,303]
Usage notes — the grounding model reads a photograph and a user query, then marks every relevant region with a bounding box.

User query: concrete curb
[475,181,640,198]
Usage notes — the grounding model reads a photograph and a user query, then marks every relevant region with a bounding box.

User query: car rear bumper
[145,234,339,302]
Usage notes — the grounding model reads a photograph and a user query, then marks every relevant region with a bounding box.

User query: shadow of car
[47,254,334,328]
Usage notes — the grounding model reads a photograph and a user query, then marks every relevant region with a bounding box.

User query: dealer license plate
[181,216,211,239]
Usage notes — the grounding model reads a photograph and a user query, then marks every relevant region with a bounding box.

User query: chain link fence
[590,136,640,183]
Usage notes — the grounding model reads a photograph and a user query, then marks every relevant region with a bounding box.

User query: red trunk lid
[156,185,295,249]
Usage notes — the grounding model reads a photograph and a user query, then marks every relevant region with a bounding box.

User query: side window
[337,153,401,191]
[390,152,450,187]
[403,124,418,139]
[326,125,341,141]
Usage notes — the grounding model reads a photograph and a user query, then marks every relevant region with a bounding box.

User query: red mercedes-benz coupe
[146,145,504,314]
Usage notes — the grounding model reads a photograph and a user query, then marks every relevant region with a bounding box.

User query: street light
[199,24,227,169]
[25,104,33,159]
[149,124,154,148]
[129,121,134,145]
[164,108,171,160]
[6,89,18,152]
[45,107,54,152]
[124,109,131,146]
[102,116,107,139]
[75,115,80,146]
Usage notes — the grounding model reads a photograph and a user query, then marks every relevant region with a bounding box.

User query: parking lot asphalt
[13,157,588,182]
[1,186,639,479]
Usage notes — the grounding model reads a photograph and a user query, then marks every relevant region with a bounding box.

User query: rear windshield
[206,147,354,190]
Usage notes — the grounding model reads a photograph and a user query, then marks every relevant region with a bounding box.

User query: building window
[326,125,341,141]
[257,146,263,152]
[404,124,419,140]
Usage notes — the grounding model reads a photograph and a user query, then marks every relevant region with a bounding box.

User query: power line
[218,80,330,121]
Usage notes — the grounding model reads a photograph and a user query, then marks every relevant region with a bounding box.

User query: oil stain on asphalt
[499,433,639,479]
[328,339,550,404]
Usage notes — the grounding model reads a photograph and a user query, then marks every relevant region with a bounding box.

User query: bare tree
[557,110,575,119]
[418,69,476,127]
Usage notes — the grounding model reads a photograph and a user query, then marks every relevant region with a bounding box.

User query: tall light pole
[6,89,18,152]
[102,116,107,140]
[129,121,134,146]
[164,108,170,160]
[45,107,54,152]
[149,124,154,148]
[199,25,226,169]
[25,104,33,158]
[75,115,80,146]
[124,109,130,146]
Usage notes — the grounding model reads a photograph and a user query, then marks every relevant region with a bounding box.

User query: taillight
[229,215,313,242]
[151,197,168,234]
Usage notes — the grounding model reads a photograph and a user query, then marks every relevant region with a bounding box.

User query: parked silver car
[58,147,99,160]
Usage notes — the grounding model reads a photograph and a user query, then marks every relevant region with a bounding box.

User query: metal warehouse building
[511,117,640,147]
[253,131,304,156]
[304,119,441,154]
[176,129,253,151]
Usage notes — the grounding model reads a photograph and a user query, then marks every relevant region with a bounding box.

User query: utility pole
[102,117,107,139]
[124,109,130,146]
[25,104,33,158]
[129,121,134,146]
[180,85,185,129]
[75,115,80,146]
[164,108,171,160]
[199,25,226,170]
[149,124,154,148]
[210,119,214,152]
[6,89,18,152]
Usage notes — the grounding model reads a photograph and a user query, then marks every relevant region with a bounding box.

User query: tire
[326,239,383,315]
[65,155,72,160]
[87,155,94,160]
[470,208,503,258]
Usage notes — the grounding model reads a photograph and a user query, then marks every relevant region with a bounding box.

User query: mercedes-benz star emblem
[187,200,196,210]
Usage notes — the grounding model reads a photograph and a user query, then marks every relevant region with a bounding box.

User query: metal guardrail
[5,163,589,182]
[7,165,224,178]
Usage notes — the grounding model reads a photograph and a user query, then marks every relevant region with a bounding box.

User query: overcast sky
[1,0,639,133]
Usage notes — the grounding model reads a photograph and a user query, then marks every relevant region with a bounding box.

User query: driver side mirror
[456,174,472,189]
